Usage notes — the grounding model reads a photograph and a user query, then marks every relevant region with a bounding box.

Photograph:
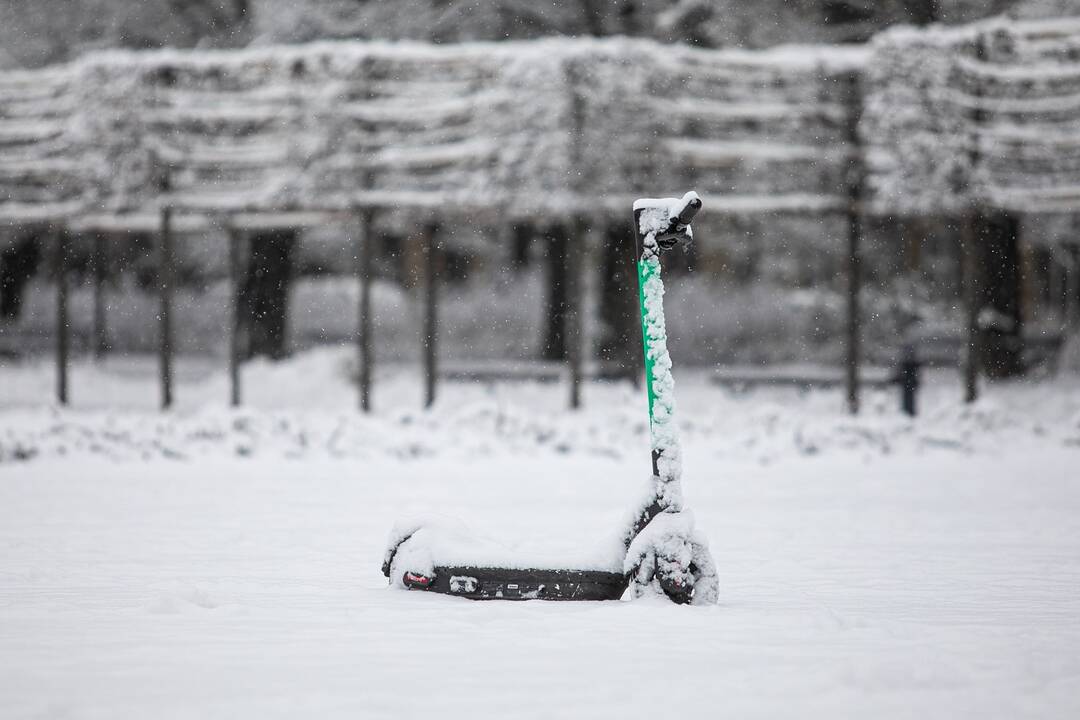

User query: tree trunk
[510,222,532,272]
[975,210,1024,378]
[542,224,570,361]
[0,234,41,320]
[239,229,297,360]
[598,220,639,379]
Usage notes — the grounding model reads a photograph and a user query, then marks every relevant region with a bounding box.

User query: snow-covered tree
[0,0,249,69]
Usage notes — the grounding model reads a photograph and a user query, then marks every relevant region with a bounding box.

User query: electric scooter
[381,192,718,605]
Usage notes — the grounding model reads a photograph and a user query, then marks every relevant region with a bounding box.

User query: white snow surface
[2,349,1080,718]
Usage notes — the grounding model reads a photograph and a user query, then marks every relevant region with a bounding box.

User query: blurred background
[1,0,1079,409]
[3,8,1080,714]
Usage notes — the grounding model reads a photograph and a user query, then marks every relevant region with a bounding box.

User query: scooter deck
[416,566,628,601]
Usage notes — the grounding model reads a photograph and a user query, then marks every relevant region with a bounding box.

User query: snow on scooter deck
[382,515,632,600]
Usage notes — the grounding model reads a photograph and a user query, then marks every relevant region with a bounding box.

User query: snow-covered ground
[2,349,1079,718]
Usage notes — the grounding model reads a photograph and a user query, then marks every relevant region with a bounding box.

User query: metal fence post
[55,226,69,406]
[423,222,439,409]
[357,206,375,412]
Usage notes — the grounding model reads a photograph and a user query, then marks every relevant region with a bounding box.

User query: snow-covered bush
[2,36,867,225]
[861,16,1080,215]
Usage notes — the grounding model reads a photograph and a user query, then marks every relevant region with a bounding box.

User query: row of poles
[47,71,887,416]
[48,203,1013,416]
[51,201,919,416]
[52,204,590,413]
[47,104,998,418]
[35,53,1077,416]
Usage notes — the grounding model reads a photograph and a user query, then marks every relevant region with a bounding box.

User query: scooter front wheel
[627,533,717,605]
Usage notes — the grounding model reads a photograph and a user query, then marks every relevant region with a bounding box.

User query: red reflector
[404,572,432,587]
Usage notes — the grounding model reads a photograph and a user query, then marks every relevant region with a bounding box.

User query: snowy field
[2,350,1080,718]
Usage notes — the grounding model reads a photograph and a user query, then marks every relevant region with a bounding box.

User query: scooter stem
[633,195,698,508]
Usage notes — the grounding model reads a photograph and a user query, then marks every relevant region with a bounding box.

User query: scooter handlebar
[654,194,702,250]
[673,196,702,227]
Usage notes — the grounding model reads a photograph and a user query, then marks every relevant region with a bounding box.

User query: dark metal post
[357,208,375,412]
[961,217,980,404]
[227,225,243,407]
[565,56,587,407]
[423,223,439,409]
[961,34,987,404]
[159,204,174,410]
[843,71,863,415]
[1066,243,1079,335]
[898,342,920,417]
[845,210,862,415]
[92,232,109,359]
[55,227,69,406]
[567,218,585,409]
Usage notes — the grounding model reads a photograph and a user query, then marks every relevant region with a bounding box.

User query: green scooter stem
[637,253,662,474]
[633,209,681,486]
